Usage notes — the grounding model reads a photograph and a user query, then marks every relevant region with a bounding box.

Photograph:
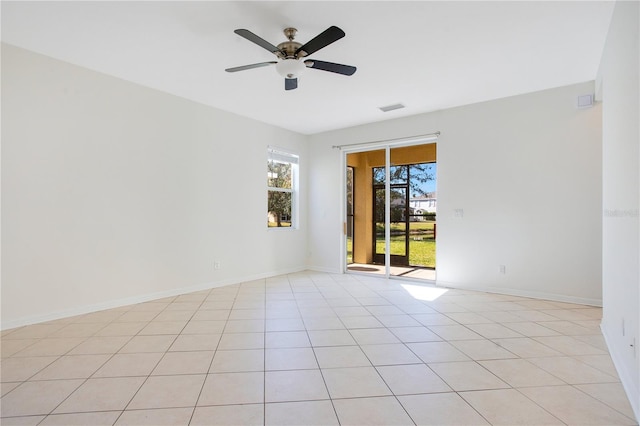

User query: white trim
[267,146,299,164]
[601,325,640,422]
[1,266,307,331]
[335,132,440,152]
[435,279,603,307]
[308,265,342,274]
[384,146,391,276]
[341,152,348,272]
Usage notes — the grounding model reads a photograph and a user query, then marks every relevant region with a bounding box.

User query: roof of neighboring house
[410,192,437,200]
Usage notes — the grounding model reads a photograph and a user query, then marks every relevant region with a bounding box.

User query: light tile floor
[1,271,637,425]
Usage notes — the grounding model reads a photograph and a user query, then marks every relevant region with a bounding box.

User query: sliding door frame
[339,134,439,279]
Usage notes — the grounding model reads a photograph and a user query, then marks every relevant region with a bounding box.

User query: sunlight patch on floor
[401,283,448,301]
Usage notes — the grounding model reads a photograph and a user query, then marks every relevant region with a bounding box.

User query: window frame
[267,147,299,230]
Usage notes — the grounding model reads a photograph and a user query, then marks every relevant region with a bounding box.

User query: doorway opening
[345,143,437,280]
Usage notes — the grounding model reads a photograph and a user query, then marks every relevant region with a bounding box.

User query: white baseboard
[435,280,602,307]
[307,265,342,274]
[1,266,307,330]
[601,325,640,422]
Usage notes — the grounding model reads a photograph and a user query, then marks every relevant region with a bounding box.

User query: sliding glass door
[344,142,437,280]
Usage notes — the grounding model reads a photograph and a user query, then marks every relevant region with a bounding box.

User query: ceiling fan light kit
[276,58,306,79]
[225,26,356,91]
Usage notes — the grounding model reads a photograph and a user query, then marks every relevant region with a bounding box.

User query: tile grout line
[108,293,195,425]
[307,274,347,425]
[263,277,268,425]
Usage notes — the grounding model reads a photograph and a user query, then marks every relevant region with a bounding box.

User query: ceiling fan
[225,26,356,91]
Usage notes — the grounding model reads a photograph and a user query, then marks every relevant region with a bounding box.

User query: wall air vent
[577,94,594,108]
[379,103,405,112]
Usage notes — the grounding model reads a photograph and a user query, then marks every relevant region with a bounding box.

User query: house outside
[409,192,436,220]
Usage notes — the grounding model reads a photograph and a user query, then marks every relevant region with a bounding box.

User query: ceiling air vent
[379,103,405,112]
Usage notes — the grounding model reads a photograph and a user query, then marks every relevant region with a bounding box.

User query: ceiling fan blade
[225,62,277,73]
[305,60,356,76]
[234,29,284,55]
[295,26,345,57]
[285,78,298,91]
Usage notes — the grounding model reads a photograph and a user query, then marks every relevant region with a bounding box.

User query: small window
[267,148,298,228]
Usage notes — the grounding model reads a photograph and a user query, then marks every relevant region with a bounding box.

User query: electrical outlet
[214,261,221,270]
[499,265,506,274]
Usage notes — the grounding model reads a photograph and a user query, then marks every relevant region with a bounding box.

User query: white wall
[597,1,639,419]
[308,81,602,305]
[1,44,308,328]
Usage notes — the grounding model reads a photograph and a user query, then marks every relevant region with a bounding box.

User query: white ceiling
[2,1,614,135]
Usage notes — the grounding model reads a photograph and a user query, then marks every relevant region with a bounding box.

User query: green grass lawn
[378,221,435,234]
[408,222,435,267]
[360,221,436,268]
[375,238,435,268]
